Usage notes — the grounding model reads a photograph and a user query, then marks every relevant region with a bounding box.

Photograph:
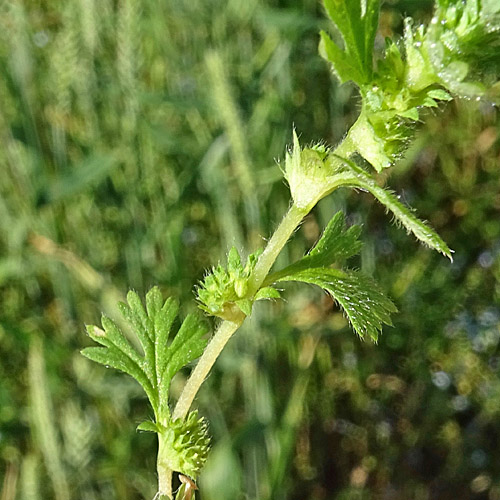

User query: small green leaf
[155,297,180,380]
[398,108,420,121]
[83,288,210,424]
[81,346,157,408]
[427,89,453,101]
[271,268,397,342]
[320,0,380,85]
[100,315,143,366]
[319,31,364,85]
[126,290,154,341]
[235,299,253,316]
[254,287,281,301]
[334,155,453,260]
[227,246,241,272]
[137,421,162,433]
[161,314,208,401]
[267,211,362,283]
[118,299,154,367]
[146,286,163,321]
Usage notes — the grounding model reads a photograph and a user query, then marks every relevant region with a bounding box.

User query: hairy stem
[169,133,358,495]
[247,203,308,295]
[173,132,358,419]
[157,434,173,499]
[173,314,245,420]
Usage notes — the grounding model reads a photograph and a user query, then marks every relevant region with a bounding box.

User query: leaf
[271,268,397,342]
[320,0,380,85]
[266,211,362,283]
[160,314,208,406]
[83,287,209,421]
[155,296,180,381]
[81,346,157,407]
[254,287,281,301]
[319,31,365,85]
[333,155,453,260]
[118,293,155,379]
[100,316,143,366]
[137,421,163,433]
[235,299,253,316]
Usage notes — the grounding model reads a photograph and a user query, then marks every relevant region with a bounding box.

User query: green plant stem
[172,134,358,417]
[157,433,173,499]
[168,134,357,495]
[173,314,245,421]
[247,203,309,295]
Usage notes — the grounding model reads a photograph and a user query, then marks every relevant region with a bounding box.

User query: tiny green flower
[284,131,342,210]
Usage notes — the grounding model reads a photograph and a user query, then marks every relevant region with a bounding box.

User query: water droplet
[451,395,469,411]
[478,251,493,268]
[432,370,451,390]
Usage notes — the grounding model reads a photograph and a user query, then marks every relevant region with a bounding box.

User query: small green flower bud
[158,411,211,479]
[284,131,340,210]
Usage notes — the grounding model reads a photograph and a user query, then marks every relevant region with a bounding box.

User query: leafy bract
[265,211,396,342]
[333,155,453,260]
[319,0,380,85]
[272,267,396,342]
[267,211,362,282]
[82,287,208,419]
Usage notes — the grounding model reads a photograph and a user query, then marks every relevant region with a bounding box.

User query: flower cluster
[157,411,211,479]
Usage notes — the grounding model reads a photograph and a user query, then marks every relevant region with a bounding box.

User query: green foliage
[83,287,208,419]
[270,212,362,278]
[319,0,380,85]
[1,0,498,498]
[334,155,454,259]
[266,212,396,341]
[82,287,210,479]
[275,267,396,342]
[321,0,500,171]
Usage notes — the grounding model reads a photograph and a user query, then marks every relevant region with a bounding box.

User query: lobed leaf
[320,0,380,85]
[334,155,453,260]
[155,296,180,382]
[81,346,157,408]
[271,268,397,342]
[162,314,208,387]
[266,211,362,284]
[83,287,209,422]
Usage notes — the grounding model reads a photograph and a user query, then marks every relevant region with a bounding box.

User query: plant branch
[174,134,358,423]
[156,424,171,499]
[173,314,245,421]
[248,203,308,295]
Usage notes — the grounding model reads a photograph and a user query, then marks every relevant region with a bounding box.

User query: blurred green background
[1,0,499,499]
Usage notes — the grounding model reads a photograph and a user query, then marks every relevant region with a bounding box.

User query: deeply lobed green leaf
[265,211,396,341]
[271,267,397,342]
[320,0,380,85]
[333,155,453,260]
[267,212,362,282]
[82,287,209,420]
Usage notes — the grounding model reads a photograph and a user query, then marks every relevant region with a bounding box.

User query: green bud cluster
[284,131,343,210]
[158,411,211,480]
[197,246,281,319]
[428,0,500,97]
[197,247,261,319]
